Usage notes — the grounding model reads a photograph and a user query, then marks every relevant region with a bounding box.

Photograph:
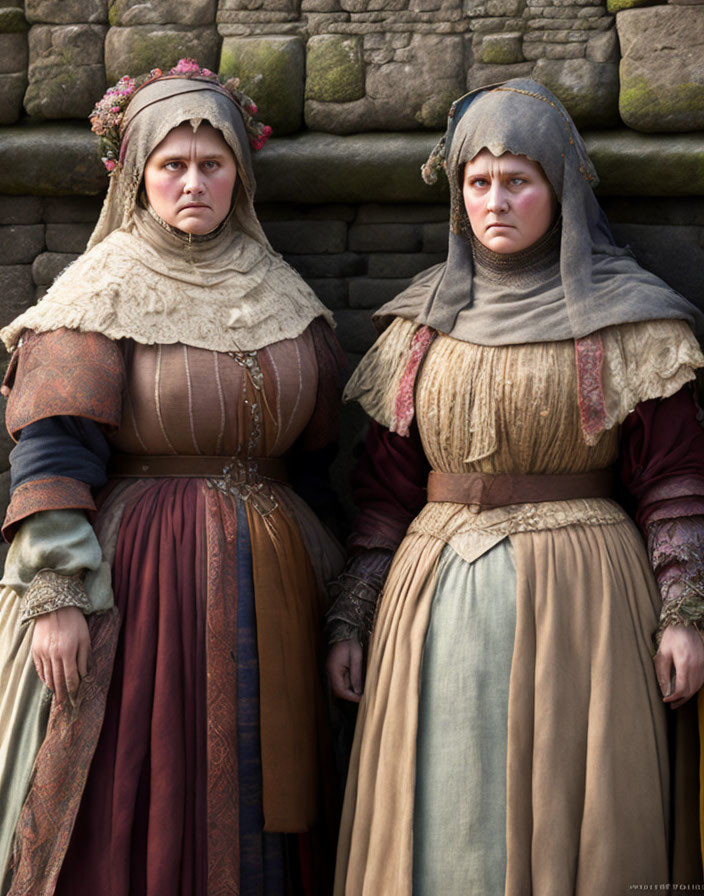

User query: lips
[180,203,209,211]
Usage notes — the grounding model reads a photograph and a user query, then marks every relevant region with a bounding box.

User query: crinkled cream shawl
[2,79,332,353]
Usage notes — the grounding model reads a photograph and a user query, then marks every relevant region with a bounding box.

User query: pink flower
[249,103,258,116]
[171,58,201,75]
[103,158,117,172]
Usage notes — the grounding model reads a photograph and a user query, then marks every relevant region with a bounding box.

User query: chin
[179,218,216,236]
[483,235,520,255]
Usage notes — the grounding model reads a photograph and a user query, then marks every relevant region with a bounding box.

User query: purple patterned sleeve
[647,516,704,640]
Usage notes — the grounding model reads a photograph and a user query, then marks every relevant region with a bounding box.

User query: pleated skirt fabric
[336,517,671,895]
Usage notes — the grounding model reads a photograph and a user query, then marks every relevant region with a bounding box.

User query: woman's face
[143,123,237,235]
[462,149,557,254]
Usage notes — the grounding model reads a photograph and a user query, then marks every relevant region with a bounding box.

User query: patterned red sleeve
[4,327,124,440]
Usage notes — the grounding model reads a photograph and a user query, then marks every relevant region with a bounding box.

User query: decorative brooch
[90,57,272,176]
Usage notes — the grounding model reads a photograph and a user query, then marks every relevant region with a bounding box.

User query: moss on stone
[105,26,219,84]
[620,74,704,132]
[220,36,305,136]
[0,8,28,32]
[607,0,655,14]
[305,35,365,104]
[108,1,119,26]
[479,35,523,65]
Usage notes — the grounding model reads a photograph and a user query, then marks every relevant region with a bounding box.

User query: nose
[486,182,508,213]
[183,162,204,194]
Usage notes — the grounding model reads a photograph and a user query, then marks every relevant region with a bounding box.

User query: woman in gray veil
[328,80,704,894]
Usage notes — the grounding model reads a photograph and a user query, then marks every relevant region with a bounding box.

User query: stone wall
[0,0,702,132]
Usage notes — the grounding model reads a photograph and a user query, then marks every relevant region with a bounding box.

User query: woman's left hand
[654,623,704,709]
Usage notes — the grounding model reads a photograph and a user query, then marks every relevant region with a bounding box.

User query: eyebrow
[155,149,229,161]
[467,169,532,179]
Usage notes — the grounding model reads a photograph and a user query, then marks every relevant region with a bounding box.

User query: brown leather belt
[426,469,612,507]
[110,454,288,482]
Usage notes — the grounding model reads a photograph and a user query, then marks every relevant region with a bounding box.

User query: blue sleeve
[9,416,111,497]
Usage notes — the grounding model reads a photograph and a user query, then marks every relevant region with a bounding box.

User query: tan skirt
[335,516,675,895]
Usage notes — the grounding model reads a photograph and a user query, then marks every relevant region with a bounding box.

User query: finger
[350,651,363,697]
[329,664,361,703]
[77,636,90,681]
[42,655,55,694]
[653,651,674,698]
[62,653,80,705]
[51,654,67,706]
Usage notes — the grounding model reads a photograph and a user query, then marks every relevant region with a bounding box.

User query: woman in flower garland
[327,79,704,894]
[0,58,345,895]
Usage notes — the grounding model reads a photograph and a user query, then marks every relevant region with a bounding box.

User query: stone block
[43,195,104,222]
[423,222,449,252]
[0,71,27,124]
[302,0,342,10]
[109,0,216,26]
[348,223,423,253]
[610,222,704,304]
[0,31,27,72]
[262,220,347,254]
[333,308,377,354]
[218,0,297,9]
[0,225,44,264]
[0,196,42,224]
[478,32,524,64]
[340,0,406,9]
[0,265,34,326]
[0,122,107,195]
[468,61,534,90]
[348,277,411,308]
[601,196,704,226]
[305,34,364,103]
[367,252,446,278]
[305,277,348,309]
[220,35,305,136]
[26,0,108,23]
[586,28,619,62]
[355,203,449,223]
[32,251,79,285]
[486,0,526,14]
[25,24,106,119]
[284,252,366,278]
[617,7,704,132]
[104,25,220,84]
[524,41,585,60]
[255,202,356,222]
[0,8,29,32]
[307,33,464,132]
[531,58,619,127]
[45,222,93,252]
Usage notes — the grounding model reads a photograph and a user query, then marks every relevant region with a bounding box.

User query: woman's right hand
[32,606,91,706]
[327,639,364,703]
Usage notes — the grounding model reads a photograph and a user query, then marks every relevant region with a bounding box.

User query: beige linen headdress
[2,76,333,353]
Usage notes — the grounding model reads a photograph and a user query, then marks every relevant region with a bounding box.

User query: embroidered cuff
[326,549,394,647]
[21,569,92,625]
[648,516,704,642]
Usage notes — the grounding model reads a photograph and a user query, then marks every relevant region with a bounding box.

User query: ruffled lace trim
[1,215,333,355]
[597,319,703,442]
[343,317,421,429]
